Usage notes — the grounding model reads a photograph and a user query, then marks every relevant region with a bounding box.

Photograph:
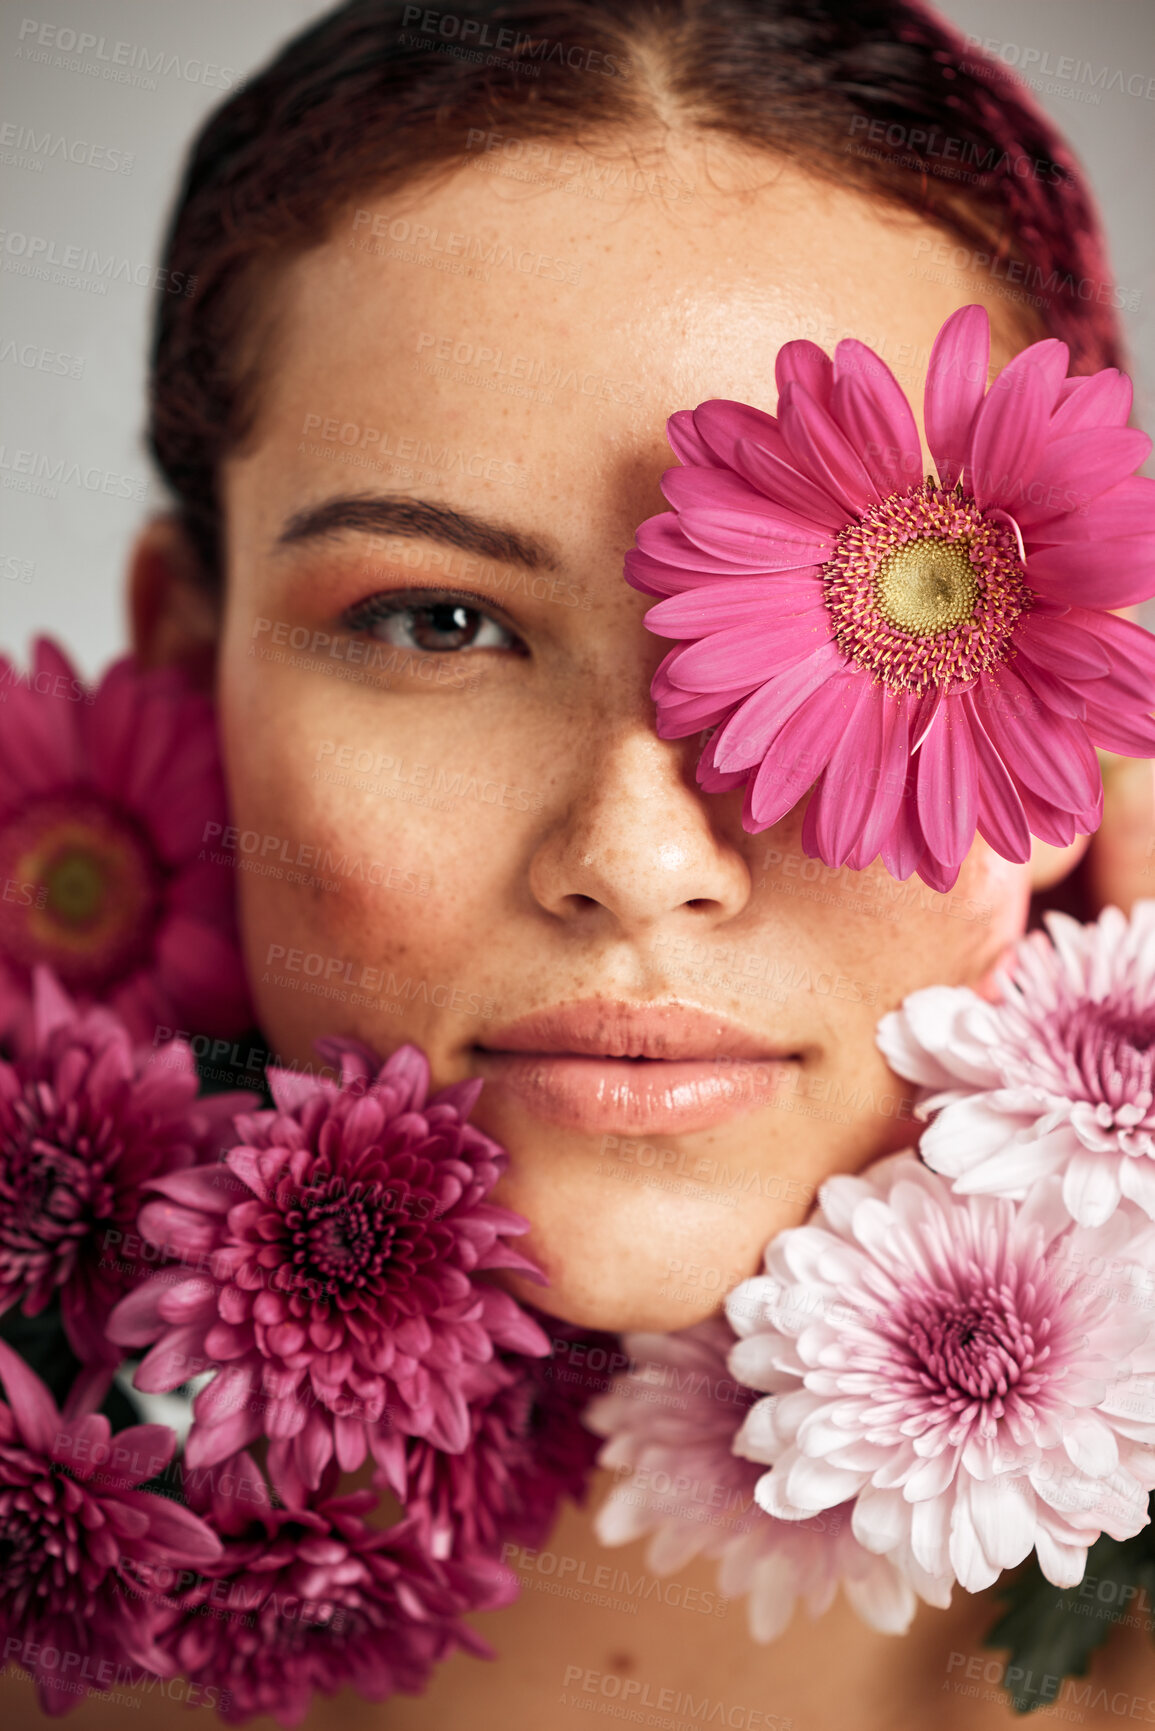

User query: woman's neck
[382,1472,1152,1731]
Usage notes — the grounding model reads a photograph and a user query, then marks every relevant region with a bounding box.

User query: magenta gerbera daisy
[878,900,1155,1227]
[149,1451,510,1726]
[0,969,251,1365]
[625,306,1155,890]
[0,1339,220,1716]
[0,639,251,1044]
[108,1044,549,1495]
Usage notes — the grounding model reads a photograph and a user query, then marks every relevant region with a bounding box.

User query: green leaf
[984,1510,1155,1714]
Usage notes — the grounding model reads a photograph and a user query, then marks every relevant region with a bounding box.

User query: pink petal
[845,690,916,867]
[664,616,829,694]
[1025,534,1155,608]
[0,1338,60,1453]
[916,703,979,871]
[778,384,881,516]
[665,409,719,468]
[880,789,928,883]
[135,1323,211,1392]
[145,1165,242,1214]
[810,680,904,866]
[1082,702,1155,757]
[1028,476,1155,545]
[636,511,788,575]
[831,340,923,498]
[968,339,1069,511]
[712,641,845,772]
[1050,368,1132,435]
[733,440,848,530]
[924,305,990,490]
[776,339,833,410]
[645,575,825,638]
[1014,428,1152,532]
[976,667,1100,811]
[692,398,787,469]
[747,676,858,830]
[184,1402,264,1469]
[1012,614,1111,680]
[676,506,833,570]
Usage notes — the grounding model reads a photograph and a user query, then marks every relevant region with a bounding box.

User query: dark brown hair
[148,0,1125,579]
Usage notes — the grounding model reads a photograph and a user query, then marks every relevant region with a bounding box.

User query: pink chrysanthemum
[108,1044,548,1496]
[726,1152,1155,1598]
[0,969,250,1365]
[400,1318,615,1560]
[0,1339,221,1716]
[585,1317,917,1641]
[878,902,1155,1228]
[0,639,251,1045]
[625,305,1155,890]
[150,1451,510,1726]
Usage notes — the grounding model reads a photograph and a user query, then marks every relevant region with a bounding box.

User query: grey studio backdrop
[1,0,1153,677]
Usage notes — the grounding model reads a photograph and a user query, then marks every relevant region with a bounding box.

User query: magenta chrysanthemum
[400,1318,614,1560]
[108,1043,549,1495]
[878,901,1155,1228]
[725,1152,1155,1598]
[0,639,251,1044]
[0,969,250,1365]
[585,1317,918,1641]
[0,1339,221,1716]
[150,1451,510,1726]
[625,305,1155,890]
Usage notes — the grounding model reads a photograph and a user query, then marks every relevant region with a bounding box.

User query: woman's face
[215,138,1043,1331]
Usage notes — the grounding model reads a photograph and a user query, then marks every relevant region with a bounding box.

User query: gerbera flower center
[285,1177,399,1296]
[875,538,980,636]
[822,478,1031,695]
[0,795,162,990]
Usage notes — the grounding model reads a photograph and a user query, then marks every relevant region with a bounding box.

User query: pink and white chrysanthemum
[878,901,1155,1228]
[0,969,251,1365]
[624,305,1155,891]
[585,1317,918,1641]
[726,1152,1155,1599]
[0,1339,220,1716]
[0,639,251,1044]
[108,1044,548,1498]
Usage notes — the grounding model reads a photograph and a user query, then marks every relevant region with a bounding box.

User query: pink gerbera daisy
[108,1044,548,1496]
[0,969,251,1365]
[625,306,1155,890]
[0,1339,220,1716]
[878,901,1155,1227]
[726,1152,1155,1598]
[0,639,251,1045]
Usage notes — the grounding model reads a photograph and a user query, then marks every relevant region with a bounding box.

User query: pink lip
[473,1001,800,1134]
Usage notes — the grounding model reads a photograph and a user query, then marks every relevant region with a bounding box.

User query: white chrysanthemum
[878,903,1155,1228]
[726,1152,1155,1599]
[585,1317,918,1642]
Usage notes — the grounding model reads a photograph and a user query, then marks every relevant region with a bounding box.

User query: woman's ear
[128,516,220,688]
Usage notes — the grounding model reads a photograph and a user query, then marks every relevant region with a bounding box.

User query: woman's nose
[527,724,752,935]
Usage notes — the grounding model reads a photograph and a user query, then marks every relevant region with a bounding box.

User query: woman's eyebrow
[275,493,562,571]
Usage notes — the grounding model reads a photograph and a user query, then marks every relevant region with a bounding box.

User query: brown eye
[344,592,521,654]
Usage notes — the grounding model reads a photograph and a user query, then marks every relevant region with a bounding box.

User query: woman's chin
[496,1255,751,1336]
